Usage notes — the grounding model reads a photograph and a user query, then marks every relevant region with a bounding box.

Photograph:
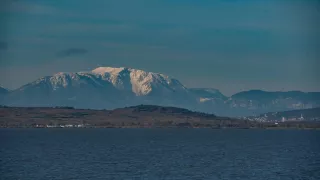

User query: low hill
[0,105,233,128]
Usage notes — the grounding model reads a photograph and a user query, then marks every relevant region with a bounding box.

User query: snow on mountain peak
[21,66,187,96]
[92,67,128,75]
[89,66,187,96]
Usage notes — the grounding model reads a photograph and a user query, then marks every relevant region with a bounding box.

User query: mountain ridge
[1,66,319,116]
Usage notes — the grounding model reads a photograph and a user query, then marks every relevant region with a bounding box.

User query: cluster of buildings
[242,114,316,123]
[280,114,305,122]
[34,124,87,128]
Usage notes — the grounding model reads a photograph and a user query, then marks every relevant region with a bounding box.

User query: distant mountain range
[1,67,319,117]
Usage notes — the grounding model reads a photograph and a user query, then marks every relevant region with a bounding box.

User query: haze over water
[1,129,319,180]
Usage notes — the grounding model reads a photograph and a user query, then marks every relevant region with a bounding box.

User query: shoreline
[1,126,319,130]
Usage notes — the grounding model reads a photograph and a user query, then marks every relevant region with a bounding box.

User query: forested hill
[1,105,320,129]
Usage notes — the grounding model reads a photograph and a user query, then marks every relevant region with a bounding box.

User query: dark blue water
[1,129,320,180]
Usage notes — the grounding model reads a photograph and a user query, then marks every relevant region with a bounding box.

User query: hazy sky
[0,0,319,95]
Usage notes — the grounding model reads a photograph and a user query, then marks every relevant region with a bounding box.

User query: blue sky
[0,0,319,95]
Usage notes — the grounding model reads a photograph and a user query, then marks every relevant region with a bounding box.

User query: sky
[0,0,319,95]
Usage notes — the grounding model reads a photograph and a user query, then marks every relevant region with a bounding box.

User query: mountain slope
[189,88,229,115]
[189,88,227,101]
[0,86,9,101]
[0,86,8,94]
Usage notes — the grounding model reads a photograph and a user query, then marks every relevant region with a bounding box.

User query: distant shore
[1,105,320,130]
[1,126,319,130]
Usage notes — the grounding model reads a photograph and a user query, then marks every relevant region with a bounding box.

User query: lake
[1,128,320,180]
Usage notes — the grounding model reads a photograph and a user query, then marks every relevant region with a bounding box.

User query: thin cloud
[46,23,135,34]
[0,0,58,15]
[101,42,167,50]
[56,48,88,58]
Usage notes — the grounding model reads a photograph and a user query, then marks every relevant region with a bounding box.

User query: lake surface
[1,129,320,180]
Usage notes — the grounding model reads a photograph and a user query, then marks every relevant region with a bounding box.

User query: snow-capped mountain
[2,67,195,110]
[1,67,319,116]
[91,67,189,96]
